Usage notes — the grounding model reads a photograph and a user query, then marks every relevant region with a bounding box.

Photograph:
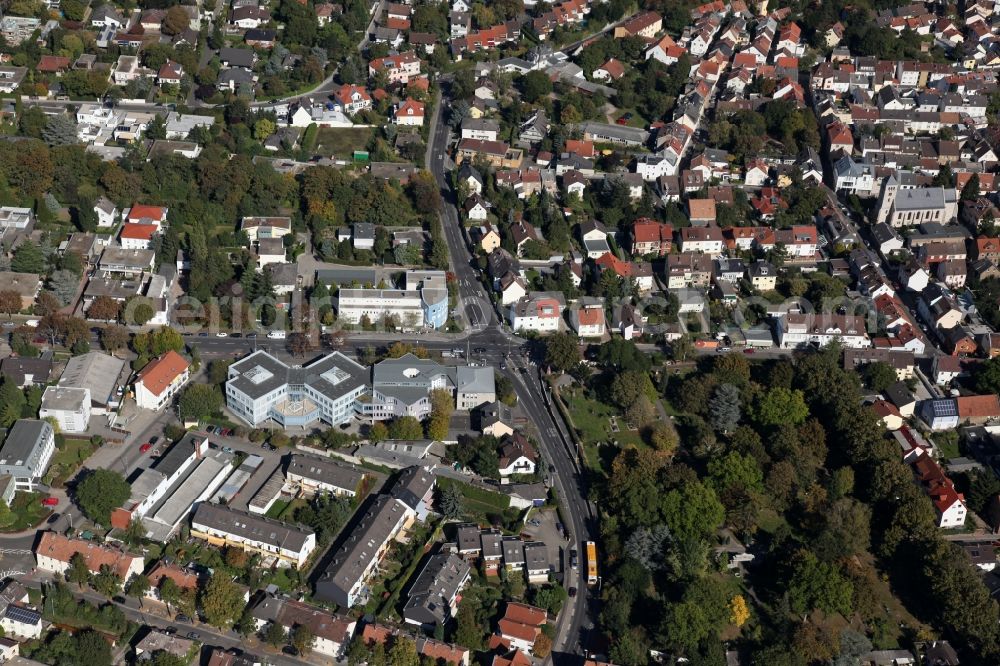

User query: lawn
[265,498,308,521]
[436,478,510,518]
[3,492,51,532]
[45,437,100,488]
[560,387,643,471]
[265,499,290,519]
[315,127,376,158]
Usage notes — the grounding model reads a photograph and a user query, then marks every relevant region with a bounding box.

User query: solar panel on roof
[5,605,39,624]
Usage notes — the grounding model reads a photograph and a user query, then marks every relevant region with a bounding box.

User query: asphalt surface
[21,578,308,666]
[423,89,595,662]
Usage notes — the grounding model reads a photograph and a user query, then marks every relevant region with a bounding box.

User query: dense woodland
[568,342,1000,664]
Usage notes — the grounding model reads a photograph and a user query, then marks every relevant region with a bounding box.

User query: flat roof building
[38,387,91,434]
[226,350,368,428]
[0,420,55,492]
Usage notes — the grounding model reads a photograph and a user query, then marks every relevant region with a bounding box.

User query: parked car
[263,443,276,451]
[41,497,58,506]
[139,443,152,453]
[47,513,60,524]
[743,348,755,355]
[176,614,191,623]
[568,587,577,597]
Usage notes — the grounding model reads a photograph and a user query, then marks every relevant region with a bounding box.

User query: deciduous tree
[179,384,223,421]
[88,295,121,322]
[200,576,245,629]
[76,469,130,525]
[0,291,21,319]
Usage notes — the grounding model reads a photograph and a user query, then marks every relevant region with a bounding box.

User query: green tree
[388,416,423,440]
[200,576,245,629]
[708,383,741,433]
[266,621,287,647]
[661,480,725,542]
[788,550,854,617]
[975,356,1000,395]
[520,71,553,103]
[291,624,314,655]
[178,384,223,421]
[254,118,276,141]
[388,636,419,666]
[544,332,581,372]
[127,572,150,607]
[438,484,463,518]
[92,563,123,597]
[962,173,981,201]
[75,629,113,666]
[426,388,453,441]
[0,378,26,428]
[752,387,809,427]
[369,421,389,443]
[815,498,871,561]
[76,469,130,525]
[862,361,897,392]
[11,243,46,273]
[707,451,764,495]
[159,578,180,613]
[67,552,90,588]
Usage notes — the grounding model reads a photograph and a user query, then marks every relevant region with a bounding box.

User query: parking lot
[519,505,569,583]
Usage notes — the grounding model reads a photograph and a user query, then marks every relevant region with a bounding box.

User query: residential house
[498,433,538,477]
[134,351,190,411]
[509,292,565,333]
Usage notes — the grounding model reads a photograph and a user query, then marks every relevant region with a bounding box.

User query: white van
[267,330,286,339]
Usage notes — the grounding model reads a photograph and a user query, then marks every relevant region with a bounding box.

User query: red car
[41,497,58,507]
[743,348,756,355]
[140,443,153,453]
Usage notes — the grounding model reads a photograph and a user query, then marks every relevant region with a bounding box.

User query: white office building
[38,387,91,433]
[0,420,55,491]
[226,351,369,428]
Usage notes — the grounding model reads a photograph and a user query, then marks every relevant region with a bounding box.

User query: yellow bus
[585,540,598,586]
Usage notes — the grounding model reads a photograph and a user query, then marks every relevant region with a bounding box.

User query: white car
[216,332,228,338]
[267,330,286,339]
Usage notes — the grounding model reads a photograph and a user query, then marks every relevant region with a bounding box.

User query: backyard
[45,437,101,488]
[436,477,512,521]
[265,497,308,521]
[315,127,377,158]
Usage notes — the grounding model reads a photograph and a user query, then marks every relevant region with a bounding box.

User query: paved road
[424,85,594,662]
[22,577,311,666]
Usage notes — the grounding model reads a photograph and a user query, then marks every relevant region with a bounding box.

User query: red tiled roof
[504,602,547,627]
[36,532,142,579]
[120,223,158,241]
[127,204,167,222]
[498,619,540,643]
[136,350,189,398]
[956,394,1000,418]
[147,562,198,590]
[37,55,71,72]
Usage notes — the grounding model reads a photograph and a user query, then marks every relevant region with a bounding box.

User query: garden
[0,491,52,532]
